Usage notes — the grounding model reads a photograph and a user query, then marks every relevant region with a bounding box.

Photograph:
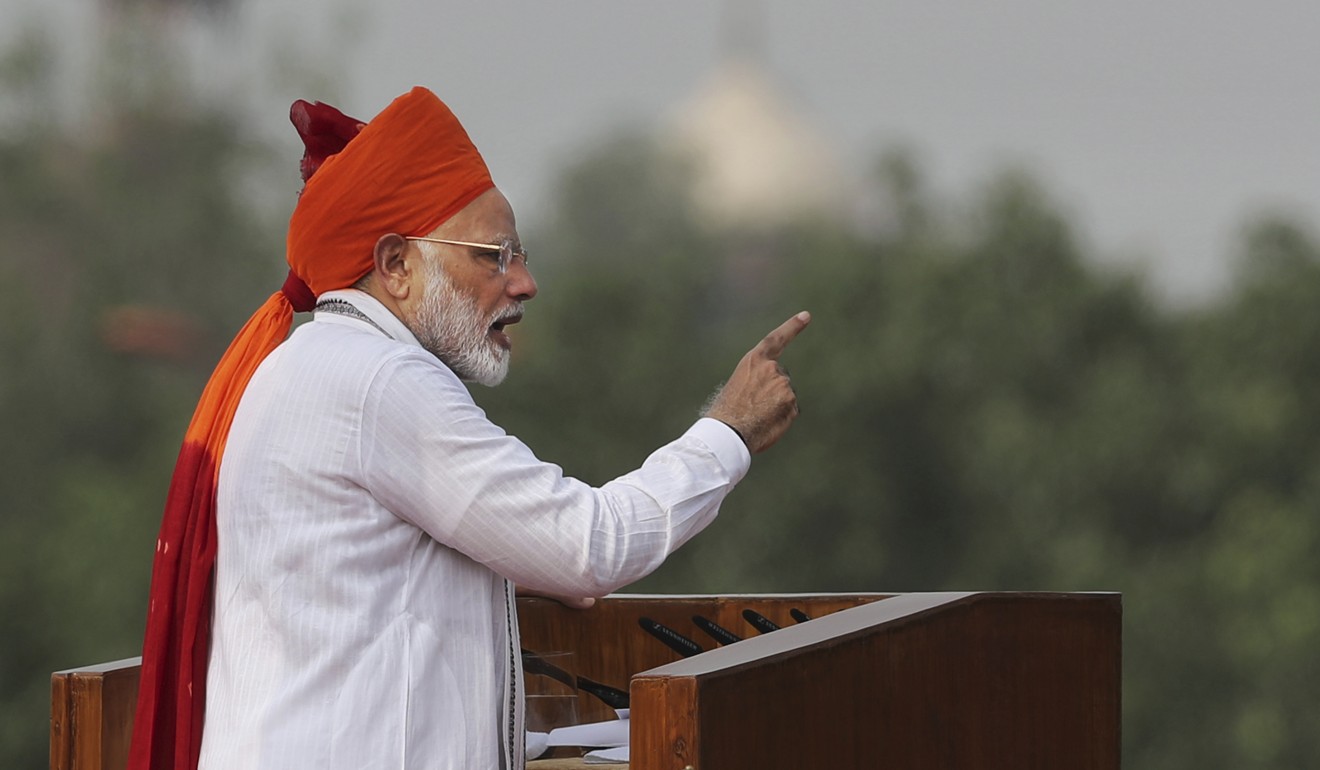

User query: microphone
[521,649,575,690]
[742,609,781,634]
[522,649,630,710]
[789,608,812,624]
[638,617,704,658]
[577,676,630,710]
[692,614,742,646]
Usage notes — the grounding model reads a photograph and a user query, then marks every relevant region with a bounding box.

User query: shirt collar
[315,288,423,349]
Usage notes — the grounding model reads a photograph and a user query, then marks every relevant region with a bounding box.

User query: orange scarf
[128,86,493,770]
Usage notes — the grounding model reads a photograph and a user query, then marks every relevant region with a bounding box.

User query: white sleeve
[359,350,751,596]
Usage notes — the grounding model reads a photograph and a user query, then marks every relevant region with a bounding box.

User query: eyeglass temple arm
[405,237,500,250]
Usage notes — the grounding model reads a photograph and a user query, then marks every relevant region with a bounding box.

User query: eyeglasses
[406,237,529,274]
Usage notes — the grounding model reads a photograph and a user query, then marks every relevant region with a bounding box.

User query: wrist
[714,418,748,448]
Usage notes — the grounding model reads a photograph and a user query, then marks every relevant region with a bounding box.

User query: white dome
[668,57,844,229]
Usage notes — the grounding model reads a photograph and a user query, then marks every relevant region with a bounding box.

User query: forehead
[438,187,517,241]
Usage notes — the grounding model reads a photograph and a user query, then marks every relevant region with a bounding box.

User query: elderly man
[129,87,807,770]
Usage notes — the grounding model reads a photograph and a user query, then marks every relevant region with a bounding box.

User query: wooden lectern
[52,592,1120,770]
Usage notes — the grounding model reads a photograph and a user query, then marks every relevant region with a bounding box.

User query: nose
[506,260,537,301]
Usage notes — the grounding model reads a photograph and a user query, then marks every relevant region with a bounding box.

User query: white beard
[407,259,516,387]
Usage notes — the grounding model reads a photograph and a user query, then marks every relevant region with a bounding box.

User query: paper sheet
[546,714,629,748]
[526,731,550,759]
[584,745,630,764]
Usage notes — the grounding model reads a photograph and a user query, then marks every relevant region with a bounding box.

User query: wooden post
[51,658,142,770]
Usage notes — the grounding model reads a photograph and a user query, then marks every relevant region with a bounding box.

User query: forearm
[448,418,748,597]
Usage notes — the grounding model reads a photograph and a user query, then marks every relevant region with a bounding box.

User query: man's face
[402,188,537,386]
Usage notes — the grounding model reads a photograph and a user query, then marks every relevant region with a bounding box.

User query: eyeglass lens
[498,240,528,273]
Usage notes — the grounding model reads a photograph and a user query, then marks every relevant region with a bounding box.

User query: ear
[372,233,413,300]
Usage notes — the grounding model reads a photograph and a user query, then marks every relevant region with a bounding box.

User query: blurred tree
[481,135,1320,770]
[0,29,281,769]
[479,132,734,482]
[1171,218,1320,768]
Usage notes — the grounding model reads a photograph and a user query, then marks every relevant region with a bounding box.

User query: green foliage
[481,139,1320,769]
[0,31,281,770]
[480,132,733,480]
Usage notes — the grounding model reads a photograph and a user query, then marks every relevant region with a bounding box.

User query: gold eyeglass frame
[406,237,528,274]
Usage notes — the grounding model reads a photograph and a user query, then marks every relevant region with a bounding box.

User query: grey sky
[6,0,1319,302]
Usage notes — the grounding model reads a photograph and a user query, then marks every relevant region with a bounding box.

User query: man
[130,86,807,770]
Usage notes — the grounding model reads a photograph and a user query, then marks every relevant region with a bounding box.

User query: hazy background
[4,2,1320,769]
[7,0,1320,301]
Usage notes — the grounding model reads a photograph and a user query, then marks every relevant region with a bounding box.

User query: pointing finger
[757,311,812,359]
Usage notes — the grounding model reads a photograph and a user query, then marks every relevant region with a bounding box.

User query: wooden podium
[52,592,1120,770]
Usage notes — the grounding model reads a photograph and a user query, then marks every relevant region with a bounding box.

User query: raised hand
[704,311,811,454]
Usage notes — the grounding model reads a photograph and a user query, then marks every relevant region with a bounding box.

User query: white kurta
[198,289,750,770]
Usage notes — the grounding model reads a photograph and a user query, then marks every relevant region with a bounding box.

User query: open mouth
[491,312,522,334]
[489,309,523,349]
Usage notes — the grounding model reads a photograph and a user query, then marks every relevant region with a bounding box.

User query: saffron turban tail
[127,86,494,770]
[128,292,295,770]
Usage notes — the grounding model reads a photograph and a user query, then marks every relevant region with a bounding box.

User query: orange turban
[289,86,494,294]
[129,87,493,770]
